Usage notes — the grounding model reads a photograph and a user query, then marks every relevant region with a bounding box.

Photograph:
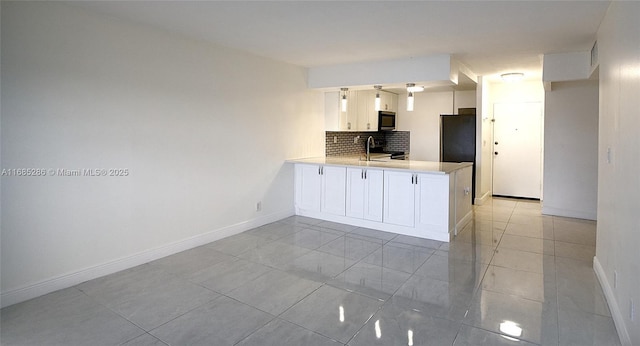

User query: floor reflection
[1,198,620,346]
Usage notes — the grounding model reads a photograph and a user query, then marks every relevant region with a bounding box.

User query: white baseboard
[542,205,597,220]
[474,191,491,206]
[455,210,473,235]
[0,209,294,309]
[593,256,632,346]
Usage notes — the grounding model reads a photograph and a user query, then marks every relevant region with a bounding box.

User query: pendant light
[406,83,415,112]
[340,88,348,112]
[374,85,382,111]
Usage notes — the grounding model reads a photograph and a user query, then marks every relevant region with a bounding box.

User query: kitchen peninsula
[287,156,473,242]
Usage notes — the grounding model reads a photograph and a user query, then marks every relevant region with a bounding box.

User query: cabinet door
[383,171,415,227]
[345,168,365,219]
[415,173,450,232]
[366,91,378,131]
[295,164,322,212]
[389,92,398,112]
[321,166,347,216]
[356,91,370,131]
[379,91,391,112]
[324,92,340,131]
[364,169,384,222]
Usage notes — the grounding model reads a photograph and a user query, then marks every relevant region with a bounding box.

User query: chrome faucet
[366,136,375,161]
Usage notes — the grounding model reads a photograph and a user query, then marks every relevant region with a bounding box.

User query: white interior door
[493,103,542,199]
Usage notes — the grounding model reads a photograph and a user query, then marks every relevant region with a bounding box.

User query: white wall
[543,80,598,220]
[397,91,454,161]
[453,90,476,111]
[477,77,493,203]
[489,80,546,105]
[543,51,592,82]
[593,2,640,344]
[0,2,324,306]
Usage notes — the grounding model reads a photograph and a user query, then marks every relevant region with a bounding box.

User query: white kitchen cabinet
[357,91,374,131]
[321,165,347,216]
[415,173,451,232]
[346,168,383,221]
[363,169,384,221]
[330,90,398,131]
[358,90,398,130]
[324,92,340,131]
[379,91,397,112]
[295,164,322,212]
[295,164,346,216]
[383,171,416,227]
[293,161,472,242]
[384,171,454,234]
[345,168,365,218]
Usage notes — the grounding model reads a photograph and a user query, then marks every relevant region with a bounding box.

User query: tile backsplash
[325,131,410,156]
[385,131,411,153]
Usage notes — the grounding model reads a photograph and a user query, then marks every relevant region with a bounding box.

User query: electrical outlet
[614,270,618,288]
[354,136,360,144]
[333,136,337,144]
[256,202,262,212]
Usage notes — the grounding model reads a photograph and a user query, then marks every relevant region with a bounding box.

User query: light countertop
[286,156,472,174]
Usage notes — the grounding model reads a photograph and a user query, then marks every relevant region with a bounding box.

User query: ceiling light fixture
[406,83,415,112]
[374,85,382,111]
[340,88,348,112]
[500,72,524,82]
[407,85,425,93]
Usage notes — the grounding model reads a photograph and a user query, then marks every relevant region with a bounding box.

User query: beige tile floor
[1,198,621,345]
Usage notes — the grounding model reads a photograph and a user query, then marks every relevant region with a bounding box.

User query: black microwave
[378,111,396,131]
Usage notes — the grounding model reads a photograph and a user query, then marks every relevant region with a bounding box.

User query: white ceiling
[70,1,610,82]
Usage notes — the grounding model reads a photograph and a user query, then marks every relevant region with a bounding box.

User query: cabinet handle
[364,170,367,179]
[414,174,418,185]
[361,170,364,179]
[321,166,324,175]
[318,166,321,175]
[411,175,414,184]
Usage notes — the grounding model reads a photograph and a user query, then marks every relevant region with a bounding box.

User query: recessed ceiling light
[501,73,525,82]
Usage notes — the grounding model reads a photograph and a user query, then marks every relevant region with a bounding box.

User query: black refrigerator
[440,113,476,202]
